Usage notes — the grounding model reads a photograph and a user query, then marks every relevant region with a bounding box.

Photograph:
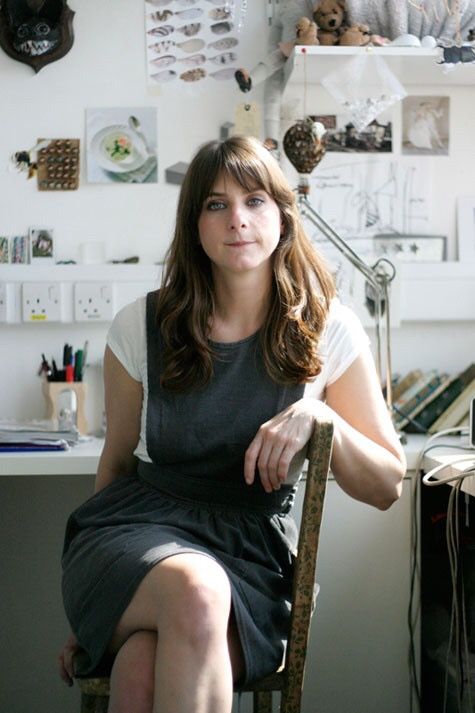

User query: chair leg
[253,690,273,713]
[80,692,109,713]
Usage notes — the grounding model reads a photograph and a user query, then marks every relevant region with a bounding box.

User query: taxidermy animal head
[0,0,75,72]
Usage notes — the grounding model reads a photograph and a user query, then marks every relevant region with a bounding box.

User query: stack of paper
[0,419,79,452]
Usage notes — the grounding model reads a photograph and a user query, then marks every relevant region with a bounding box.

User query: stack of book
[0,419,79,452]
[391,364,475,434]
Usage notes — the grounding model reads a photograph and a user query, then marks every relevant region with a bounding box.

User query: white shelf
[0,263,162,283]
[284,45,475,87]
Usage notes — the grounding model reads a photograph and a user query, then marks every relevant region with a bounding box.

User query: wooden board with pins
[36,138,80,191]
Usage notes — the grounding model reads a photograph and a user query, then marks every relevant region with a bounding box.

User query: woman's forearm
[326,407,406,511]
[94,446,138,493]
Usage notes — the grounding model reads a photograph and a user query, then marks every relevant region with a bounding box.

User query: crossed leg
[107,553,245,713]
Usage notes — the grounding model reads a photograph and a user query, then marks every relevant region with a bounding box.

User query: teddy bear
[294,16,319,46]
[312,0,347,46]
[339,23,371,46]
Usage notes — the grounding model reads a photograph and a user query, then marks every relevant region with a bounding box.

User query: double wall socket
[22,282,64,322]
[74,282,115,321]
[0,282,12,323]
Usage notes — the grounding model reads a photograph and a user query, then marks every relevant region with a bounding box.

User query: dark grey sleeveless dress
[62,292,306,685]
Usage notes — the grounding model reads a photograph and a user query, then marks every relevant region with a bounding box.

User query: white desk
[0,433,430,477]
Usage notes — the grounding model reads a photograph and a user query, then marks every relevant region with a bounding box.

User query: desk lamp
[283,117,397,413]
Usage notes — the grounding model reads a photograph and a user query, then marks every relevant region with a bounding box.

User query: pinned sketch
[307,156,432,238]
[313,238,401,328]
[145,0,247,92]
[402,96,450,156]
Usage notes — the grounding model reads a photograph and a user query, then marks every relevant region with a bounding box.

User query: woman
[59,136,406,713]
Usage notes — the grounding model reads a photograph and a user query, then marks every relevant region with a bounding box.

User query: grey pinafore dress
[62,291,306,685]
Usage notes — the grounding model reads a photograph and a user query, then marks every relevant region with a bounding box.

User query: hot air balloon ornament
[283,117,326,195]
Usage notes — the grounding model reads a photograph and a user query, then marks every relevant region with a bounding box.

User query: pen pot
[42,381,88,435]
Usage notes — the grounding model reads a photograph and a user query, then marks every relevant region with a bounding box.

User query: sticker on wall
[86,107,158,184]
[145,0,248,93]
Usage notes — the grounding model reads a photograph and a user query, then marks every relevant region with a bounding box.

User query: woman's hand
[244,398,331,493]
[58,631,80,686]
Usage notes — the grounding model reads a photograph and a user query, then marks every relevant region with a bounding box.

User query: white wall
[1,0,475,433]
[0,0,264,430]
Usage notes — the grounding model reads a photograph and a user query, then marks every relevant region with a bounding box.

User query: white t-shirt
[107,296,370,464]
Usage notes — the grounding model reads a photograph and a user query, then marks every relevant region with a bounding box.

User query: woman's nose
[228,204,248,230]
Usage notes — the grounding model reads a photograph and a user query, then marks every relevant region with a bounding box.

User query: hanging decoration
[321,53,407,132]
[0,0,75,73]
[144,0,247,92]
[283,117,326,193]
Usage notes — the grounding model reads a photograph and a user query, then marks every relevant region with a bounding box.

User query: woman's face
[197,172,283,278]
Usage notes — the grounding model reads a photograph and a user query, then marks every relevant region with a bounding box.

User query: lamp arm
[298,195,396,413]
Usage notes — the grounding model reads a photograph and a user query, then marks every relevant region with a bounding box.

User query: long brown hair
[156,136,336,391]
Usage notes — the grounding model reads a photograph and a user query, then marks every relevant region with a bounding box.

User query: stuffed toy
[294,16,319,46]
[339,23,371,46]
[234,15,318,93]
[312,0,347,46]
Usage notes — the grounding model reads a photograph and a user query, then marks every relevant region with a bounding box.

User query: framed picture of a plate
[86,107,158,184]
[373,234,447,262]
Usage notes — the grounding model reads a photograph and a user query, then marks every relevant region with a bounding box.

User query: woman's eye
[248,196,264,206]
[206,200,226,211]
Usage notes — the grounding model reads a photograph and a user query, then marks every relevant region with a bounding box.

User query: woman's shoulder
[110,296,147,332]
[324,297,367,340]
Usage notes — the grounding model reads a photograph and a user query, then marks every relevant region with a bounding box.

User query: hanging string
[303,48,308,119]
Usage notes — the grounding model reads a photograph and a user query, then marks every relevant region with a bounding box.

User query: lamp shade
[283,117,326,174]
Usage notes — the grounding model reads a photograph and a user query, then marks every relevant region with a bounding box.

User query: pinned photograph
[11,235,29,264]
[402,96,450,156]
[0,236,9,263]
[311,114,392,153]
[29,228,55,264]
[86,107,158,184]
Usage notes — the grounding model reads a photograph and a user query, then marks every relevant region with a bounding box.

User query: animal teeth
[14,39,53,56]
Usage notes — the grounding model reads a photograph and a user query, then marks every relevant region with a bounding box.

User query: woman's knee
[155,555,232,646]
[109,631,156,713]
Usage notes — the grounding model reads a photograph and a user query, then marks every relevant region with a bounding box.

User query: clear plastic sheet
[321,53,407,131]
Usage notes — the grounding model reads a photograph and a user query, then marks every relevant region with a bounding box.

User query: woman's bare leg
[108,631,156,713]
[107,553,244,713]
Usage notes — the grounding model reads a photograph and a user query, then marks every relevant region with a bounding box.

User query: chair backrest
[281,417,333,712]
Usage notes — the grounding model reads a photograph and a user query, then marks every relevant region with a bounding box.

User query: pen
[82,340,89,374]
[74,349,83,382]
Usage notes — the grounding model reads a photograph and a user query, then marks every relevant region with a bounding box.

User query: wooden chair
[76,417,334,713]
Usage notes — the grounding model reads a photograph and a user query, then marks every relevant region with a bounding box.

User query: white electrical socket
[22,282,64,322]
[0,282,12,323]
[74,282,115,322]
